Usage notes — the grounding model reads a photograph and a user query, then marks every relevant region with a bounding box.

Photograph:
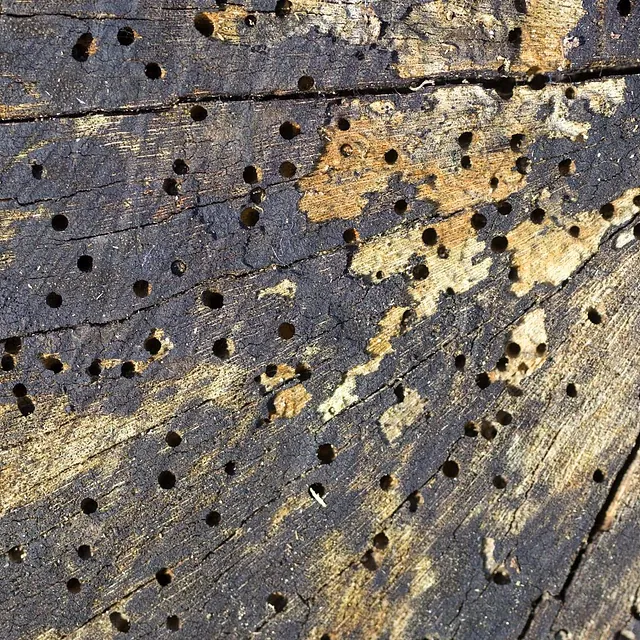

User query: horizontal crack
[1,65,640,126]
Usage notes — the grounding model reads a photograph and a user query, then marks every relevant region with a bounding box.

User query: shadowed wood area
[0,1,639,639]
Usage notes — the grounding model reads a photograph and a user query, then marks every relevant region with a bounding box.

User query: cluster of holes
[21,17,628,626]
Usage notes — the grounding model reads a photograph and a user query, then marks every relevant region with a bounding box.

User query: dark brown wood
[1,2,640,640]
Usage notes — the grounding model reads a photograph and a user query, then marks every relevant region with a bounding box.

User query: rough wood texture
[1,1,640,639]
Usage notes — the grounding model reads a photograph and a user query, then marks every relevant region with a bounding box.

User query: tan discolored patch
[319,211,493,422]
[575,77,627,117]
[514,0,586,73]
[492,308,548,388]
[194,1,380,47]
[0,208,40,242]
[309,523,436,639]
[317,306,408,422]
[378,387,426,444]
[508,187,640,296]
[351,212,492,317]
[270,384,311,420]
[299,81,624,225]
[257,363,297,391]
[0,360,250,515]
[389,0,585,78]
[390,2,508,79]
[257,279,297,300]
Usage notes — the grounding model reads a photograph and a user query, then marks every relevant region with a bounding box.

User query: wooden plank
[1,7,640,639]
[0,0,639,119]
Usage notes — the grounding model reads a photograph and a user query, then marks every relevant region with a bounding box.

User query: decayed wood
[0,0,639,119]
[1,2,640,640]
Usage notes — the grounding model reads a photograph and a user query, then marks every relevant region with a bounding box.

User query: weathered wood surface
[1,2,640,639]
[0,0,639,118]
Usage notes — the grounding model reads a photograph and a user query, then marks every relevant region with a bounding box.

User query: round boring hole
[31,163,44,179]
[471,213,487,230]
[506,342,521,357]
[190,105,208,121]
[121,361,136,378]
[412,264,429,280]
[337,117,351,131]
[145,62,163,79]
[17,396,35,416]
[243,165,261,184]
[379,474,397,491]
[566,383,578,398]
[491,236,509,253]
[394,199,408,215]
[8,545,25,563]
[458,131,473,149]
[442,460,460,478]
[158,471,176,490]
[317,444,336,464]
[279,121,301,140]
[5,336,21,354]
[558,159,576,176]
[600,203,614,220]
[343,228,359,244]
[194,12,215,37]
[166,431,182,447]
[117,26,135,45]
[422,228,438,246]
[384,149,399,165]
[279,161,296,178]
[496,201,512,216]
[530,208,545,224]
[51,214,68,231]
[43,355,63,374]
[3,354,17,371]
[144,336,162,355]
[133,280,151,298]
[464,421,478,437]
[373,532,389,550]
[77,255,93,272]
[275,0,293,16]
[81,498,98,514]
[278,322,295,339]
[12,383,27,398]
[155,568,173,586]
[173,158,189,175]
[298,75,315,91]
[493,475,507,489]
[87,359,102,377]
[476,372,491,389]
[166,615,181,631]
[163,178,179,195]
[46,292,62,308]
[587,308,602,324]
[171,259,187,276]
[206,510,221,526]
[593,469,605,483]
[109,612,131,633]
[224,460,237,476]
[213,338,231,360]
[510,133,525,151]
[240,207,260,228]
[202,290,223,309]
[267,592,288,612]
[77,545,92,560]
[67,578,82,594]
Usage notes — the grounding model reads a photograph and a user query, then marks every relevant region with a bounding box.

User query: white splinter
[309,486,327,508]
